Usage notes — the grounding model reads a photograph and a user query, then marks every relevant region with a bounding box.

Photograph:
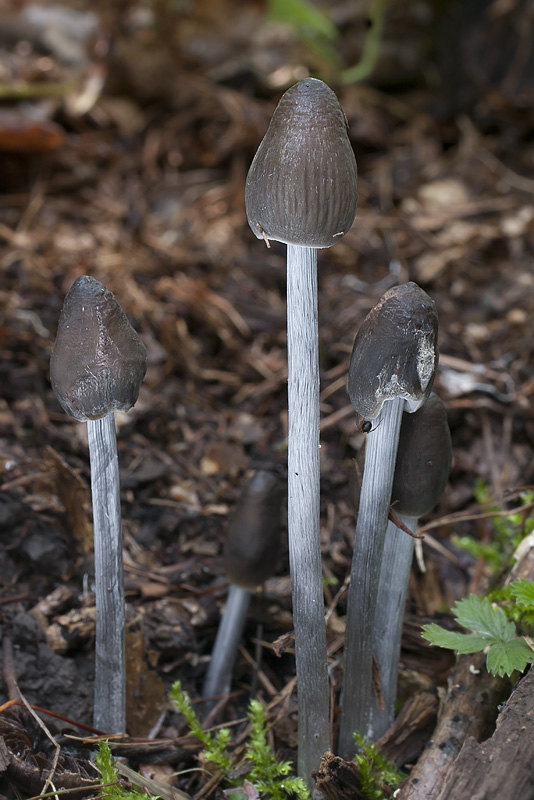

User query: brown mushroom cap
[391,393,452,518]
[245,78,358,248]
[50,275,147,421]
[348,282,439,420]
[223,470,283,589]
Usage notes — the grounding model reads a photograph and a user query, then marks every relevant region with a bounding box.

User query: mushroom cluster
[370,392,452,738]
[339,282,439,754]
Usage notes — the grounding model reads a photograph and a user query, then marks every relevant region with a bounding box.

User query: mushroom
[365,393,451,739]
[339,282,438,754]
[202,470,282,703]
[245,77,358,782]
[50,275,147,733]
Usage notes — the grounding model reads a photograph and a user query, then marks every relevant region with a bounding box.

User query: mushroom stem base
[202,584,251,702]
[338,396,405,754]
[286,243,330,784]
[88,413,126,734]
[371,514,418,739]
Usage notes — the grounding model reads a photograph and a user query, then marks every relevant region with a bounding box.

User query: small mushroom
[202,470,282,703]
[246,77,357,783]
[50,275,146,733]
[371,393,451,738]
[339,282,438,754]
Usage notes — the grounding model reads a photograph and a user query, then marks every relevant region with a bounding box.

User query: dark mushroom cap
[50,275,147,421]
[391,393,452,518]
[223,470,283,589]
[348,282,438,420]
[245,78,358,248]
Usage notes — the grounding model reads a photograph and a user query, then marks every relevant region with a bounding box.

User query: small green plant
[170,681,233,775]
[245,699,310,799]
[169,682,310,799]
[268,0,339,70]
[95,741,159,800]
[452,484,534,572]
[267,0,386,84]
[353,733,405,800]
[422,587,534,677]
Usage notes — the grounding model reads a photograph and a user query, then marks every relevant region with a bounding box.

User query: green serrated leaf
[486,637,534,677]
[421,624,493,653]
[510,580,534,610]
[454,595,516,642]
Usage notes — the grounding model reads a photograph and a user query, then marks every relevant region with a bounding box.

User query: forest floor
[1,1,534,798]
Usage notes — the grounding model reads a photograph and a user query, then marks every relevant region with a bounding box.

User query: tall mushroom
[339,282,438,754]
[245,77,358,783]
[202,470,282,702]
[367,393,451,738]
[50,275,147,733]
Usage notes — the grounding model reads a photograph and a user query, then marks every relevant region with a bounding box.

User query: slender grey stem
[339,396,405,754]
[202,584,251,700]
[87,413,126,734]
[286,243,330,784]
[371,514,417,739]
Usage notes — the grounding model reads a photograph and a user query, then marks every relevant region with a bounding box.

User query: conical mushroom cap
[245,78,358,248]
[391,393,452,518]
[50,275,147,421]
[348,282,438,420]
[223,470,283,589]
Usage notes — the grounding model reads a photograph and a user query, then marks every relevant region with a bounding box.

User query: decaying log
[434,664,534,800]
[376,691,438,767]
[397,650,511,800]
[312,751,365,800]
[312,750,398,800]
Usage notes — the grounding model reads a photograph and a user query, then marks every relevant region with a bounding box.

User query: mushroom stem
[287,243,330,781]
[87,413,126,734]
[338,395,405,754]
[371,514,417,739]
[202,584,251,701]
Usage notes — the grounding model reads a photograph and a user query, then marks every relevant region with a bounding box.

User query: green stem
[341,0,386,84]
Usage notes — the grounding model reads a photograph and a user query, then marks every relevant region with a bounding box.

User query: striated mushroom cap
[223,470,283,589]
[391,393,452,518]
[245,78,358,248]
[348,282,438,420]
[50,275,147,421]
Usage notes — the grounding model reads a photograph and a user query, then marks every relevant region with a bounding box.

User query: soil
[1,0,534,798]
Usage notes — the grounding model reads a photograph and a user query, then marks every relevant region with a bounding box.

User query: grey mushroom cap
[50,275,147,421]
[245,78,358,248]
[223,470,283,590]
[348,282,438,420]
[391,393,452,518]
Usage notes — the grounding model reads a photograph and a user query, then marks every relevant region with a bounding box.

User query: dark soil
[1,0,534,797]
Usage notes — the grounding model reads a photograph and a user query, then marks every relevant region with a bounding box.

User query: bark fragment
[397,650,511,799]
[435,665,534,800]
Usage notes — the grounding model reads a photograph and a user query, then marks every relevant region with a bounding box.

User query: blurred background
[0,0,533,790]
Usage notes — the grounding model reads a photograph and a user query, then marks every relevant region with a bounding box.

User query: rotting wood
[376,691,438,768]
[396,650,511,800]
[312,751,365,800]
[434,664,534,800]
